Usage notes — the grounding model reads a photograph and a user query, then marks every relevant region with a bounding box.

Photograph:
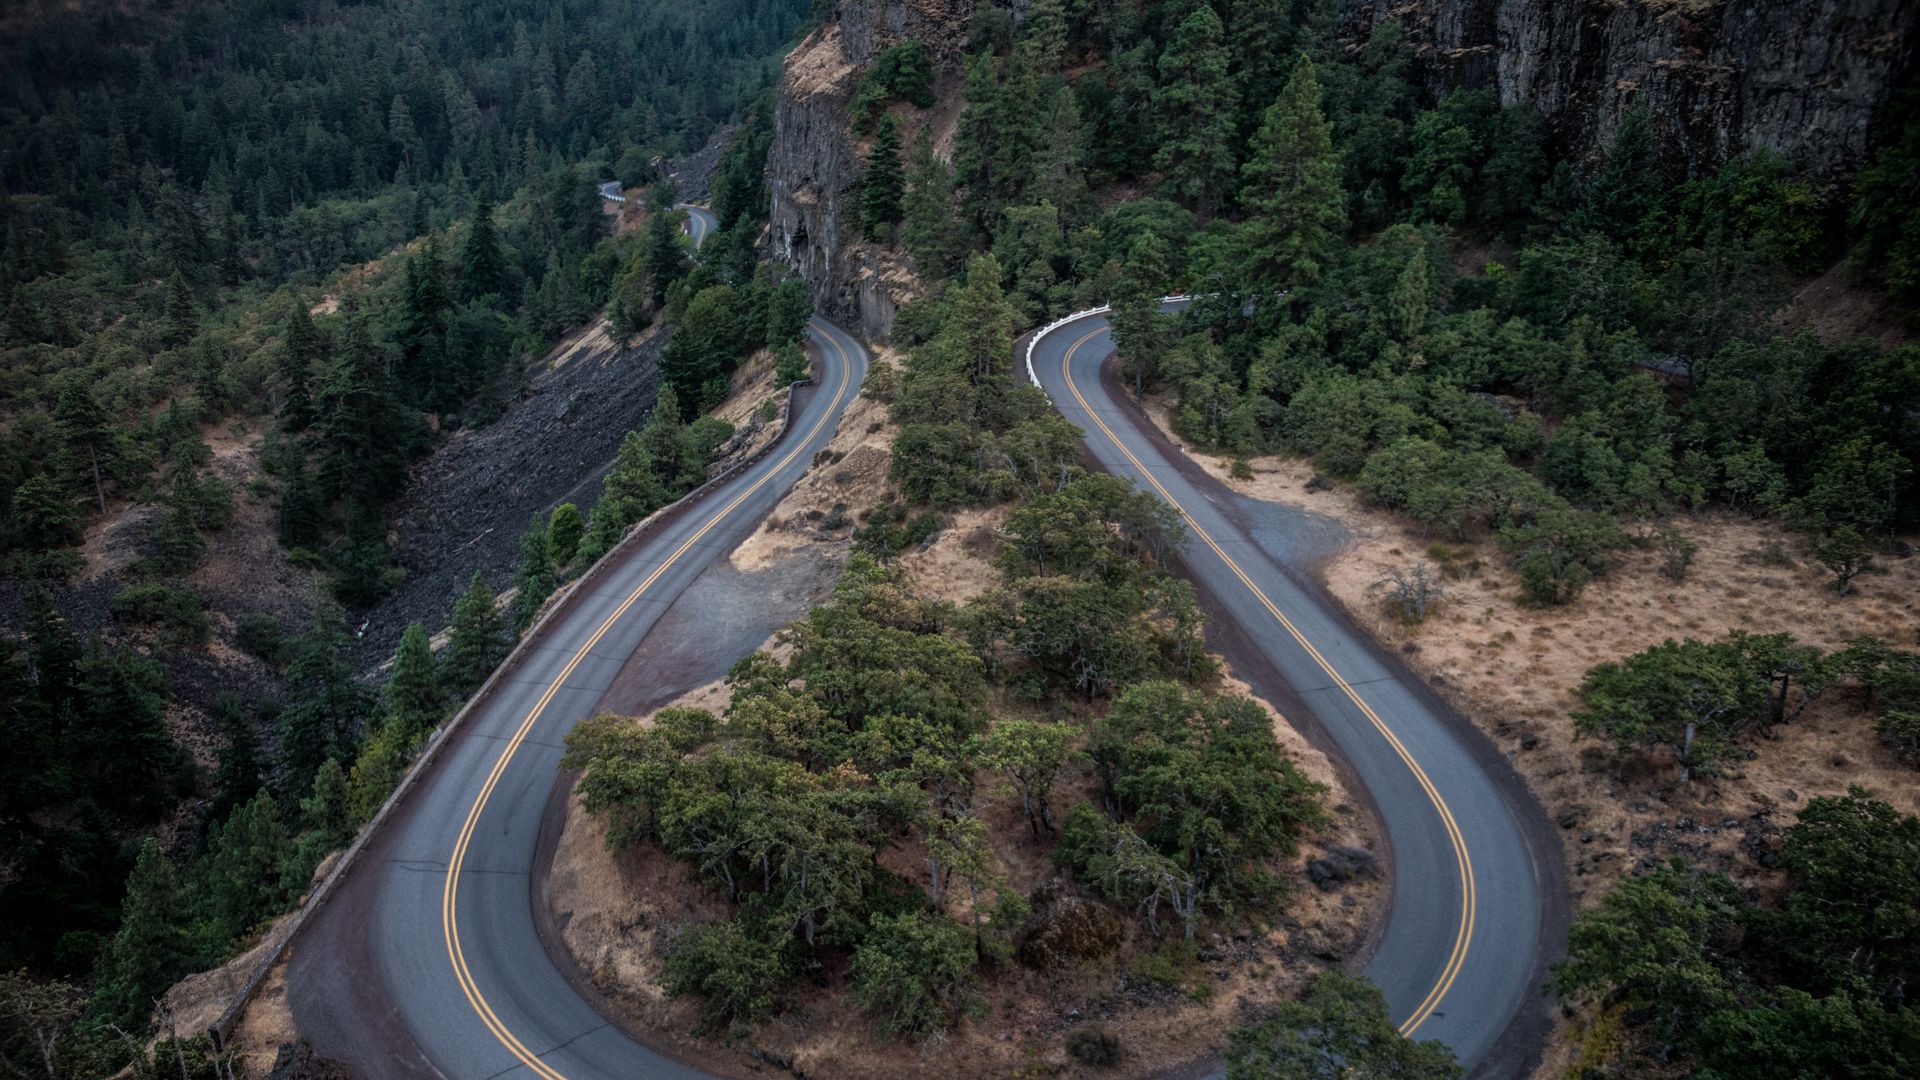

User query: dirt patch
[1773,258,1914,348]
[896,505,1008,605]
[732,363,897,573]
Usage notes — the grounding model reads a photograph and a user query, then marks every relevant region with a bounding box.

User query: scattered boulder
[1019,885,1127,970]
[1305,845,1378,891]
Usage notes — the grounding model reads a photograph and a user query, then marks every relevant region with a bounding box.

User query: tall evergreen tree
[397,239,454,410]
[445,571,508,699]
[1239,57,1346,290]
[385,623,443,743]
[457,188,510,304]
[278,301,323,431]
[162,271,199,349]
[510,514,556,635]
[312,302,411,503]
[51,375,114,515]
[91,839,191,1027]
[1154,6,1240,217]
[1032,87,1090,225]
[860,113,905,243]
[902,129,961,278]
[1574,99,1661,241]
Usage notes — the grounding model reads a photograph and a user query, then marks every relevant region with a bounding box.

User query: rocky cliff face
[1341,0,1917,177]
[768,0,972,341]
[770,0,1915,337]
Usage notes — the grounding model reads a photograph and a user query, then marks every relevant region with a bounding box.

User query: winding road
[1027,305,1564,1074]
[283,202,1556,1076]
[284,207,875,1078]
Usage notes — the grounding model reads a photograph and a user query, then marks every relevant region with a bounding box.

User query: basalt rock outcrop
[767,0,972,342]
[1338,0,1918,177]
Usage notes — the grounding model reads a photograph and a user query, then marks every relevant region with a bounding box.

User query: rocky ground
[354,318,669,666]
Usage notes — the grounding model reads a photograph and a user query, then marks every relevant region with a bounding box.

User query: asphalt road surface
[1028,305,1564,1075]
[285,206,869,1077]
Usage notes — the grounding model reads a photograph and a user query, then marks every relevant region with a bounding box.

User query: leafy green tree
[849,911,980,1037]
[1816,526,1875,595]
[277,301,324,432]
[1402,90,1493,225]
[510,514,555,635]
[1153,6,1239,217]
[661,915,794,1033]
[547,502,584,569]
[1226,971,1462,1079]
[860,113,905,243]
[1765,787,1920,997]
[1239,57,1346,290]
[982,718,1073,837]
[11,472,78,553]
[1550,859,1745,1048]
[774,341,810,385]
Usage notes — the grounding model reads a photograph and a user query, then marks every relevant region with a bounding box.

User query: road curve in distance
[285,315,870,1079]
[680,204,715,248]
[1029,306,1562,1074]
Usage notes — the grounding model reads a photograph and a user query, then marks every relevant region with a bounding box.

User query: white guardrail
[1023,295,1197,399]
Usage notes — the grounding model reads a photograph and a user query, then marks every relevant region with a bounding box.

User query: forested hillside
[0,1,809,1072]
[758,0,1920,1074]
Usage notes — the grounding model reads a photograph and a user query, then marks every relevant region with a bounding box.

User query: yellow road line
[441,327,855,1079]
[1058,323,1475,1036]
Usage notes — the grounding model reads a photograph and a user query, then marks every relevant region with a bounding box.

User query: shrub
[110,582,211,646]
[1370,562,1445,622]
[235,612,288,665]
[1066,1024,1123,1067]
[661,916,794,1033]
[1877,710,1920,767]
[547,502,584,569]
[849,911,980,1037]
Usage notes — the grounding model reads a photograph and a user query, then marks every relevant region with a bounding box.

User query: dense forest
[0,0,809,1072]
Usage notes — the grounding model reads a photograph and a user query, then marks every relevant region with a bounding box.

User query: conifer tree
[860,113,905,243]
[1154,7,1240,217]
[1239,57,1346,290]
[445,571,508,698]
[197,790,295,944]
[1110,232,1176,393]
[397,239,453,410]
[313,302,410,503]
[457,188,509,304]
[162,271,199,348]
[952,52,1003,228]
[641,206,688,307]
[385,622,443,743]
[278,301,323,431]
[51,375,114,515]
[93,838,192,1027]
[548,503,585,569]
[903,128,961,277]
[510,514,556,635]
[1032,87,1090,226]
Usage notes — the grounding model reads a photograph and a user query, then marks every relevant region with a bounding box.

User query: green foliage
[1153,6,1239,216]
[1225,971,1461,1079]
[849,911,981,1037]
[444,572,508,699]
[851,42,935,134]
[1573,632,1832,782]
[662,915,795,1033]
[384,623,444,746]
[860,114,906,243]
[547,502,585,570]
[1815,526,1875,594]
[1553,793,1920,1077]
[1852,79,1920,312]
[109,582,211,647]
[90,840,191,1028]
[510,514,556,635]
[1239,57,1345,289]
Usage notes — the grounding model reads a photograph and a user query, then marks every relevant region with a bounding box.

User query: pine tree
[902,128,961,277]
[1110,232,1176,393]
[641,206,688,307]
[991,43,1045,203]
[458,187,510,304]
[386,623,443,743]
[92,838,192,1027]
[313,302,410,503]
[278,601,372,793]
[860,113,905,243]
[197,790,295,944]
[1239,57,1346,290]
[397,239,453,409]
[445,571,508,698]
[952,52,1003,228]
[300,757,353,848]
[510,514,556,635]
[162,271,200,348]
[600,430,668,524]
[1574,99,1661,241]
[1154,7,1240,217]
[51,375,114,515]
[278,301,323,431]
[1031,87,1090,226]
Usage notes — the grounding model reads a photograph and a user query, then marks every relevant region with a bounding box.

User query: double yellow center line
[440,328,855,1080]
[1058,323,1475,1036]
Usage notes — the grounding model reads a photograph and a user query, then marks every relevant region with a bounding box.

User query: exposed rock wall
[1340,0,1918,177]
[768,1,972,342]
